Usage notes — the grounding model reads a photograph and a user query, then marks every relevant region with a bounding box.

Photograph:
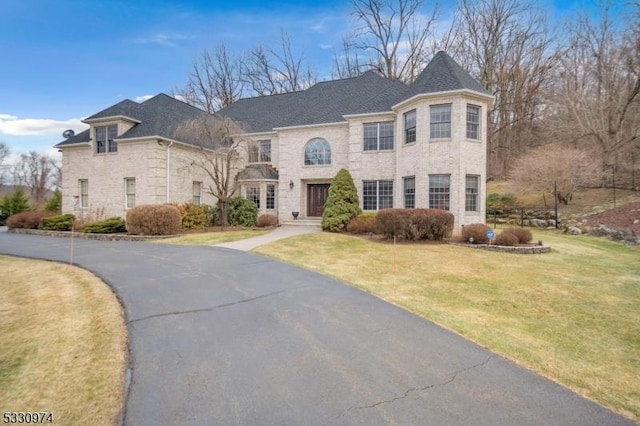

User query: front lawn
[254,230,640,421]
[0,256,127,425]
[152,229,269,245]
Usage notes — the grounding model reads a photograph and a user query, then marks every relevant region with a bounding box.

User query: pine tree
[322,168,361,232]
[0,188,31,225]
[44,189,62,213]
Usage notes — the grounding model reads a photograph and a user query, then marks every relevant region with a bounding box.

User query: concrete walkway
[214,224,321,251]
[0,230,633,426]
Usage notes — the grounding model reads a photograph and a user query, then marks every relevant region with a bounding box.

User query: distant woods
[176,0,640,189]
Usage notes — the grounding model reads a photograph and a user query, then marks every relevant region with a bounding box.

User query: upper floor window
[404,110,416,144]
[466,105,480,140]
[304,138,331,165]
[363,122,394,151]
[430,104,451,139]
[96,125,118,153]
[249,139,271,163]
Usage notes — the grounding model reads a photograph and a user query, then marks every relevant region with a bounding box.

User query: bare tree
[179,44,245,113]
[545,1,640,189]
[174,115,246,226]
[0,142,10,187]
[508,145,600,205]
[242,32,317,95]
[12,151,58,208]
[331,37,364,79]
[349,0,438,82]
[441,0,555,178]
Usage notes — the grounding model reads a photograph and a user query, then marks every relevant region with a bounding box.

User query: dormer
[82,99,142,154]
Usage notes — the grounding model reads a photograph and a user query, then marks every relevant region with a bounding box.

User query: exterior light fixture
[469,237,474,244]
[289,180,294,189]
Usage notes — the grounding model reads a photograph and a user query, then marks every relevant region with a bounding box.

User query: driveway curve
[0,231,633,426]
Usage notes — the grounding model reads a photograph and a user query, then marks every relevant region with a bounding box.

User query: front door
[307,184,330,217]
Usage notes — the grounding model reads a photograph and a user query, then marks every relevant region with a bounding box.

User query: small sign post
[486,230,495,245]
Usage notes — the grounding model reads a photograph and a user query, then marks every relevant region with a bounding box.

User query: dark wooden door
[307,184,330,217]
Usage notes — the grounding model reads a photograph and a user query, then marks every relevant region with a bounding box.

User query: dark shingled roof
[409,51,491,96]
[56,94,206,147]
[56,52,489,146]
[237,164,279,181]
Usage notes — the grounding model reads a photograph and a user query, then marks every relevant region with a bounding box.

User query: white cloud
[134,95,154,103]
[129,32,194,47]
[319,43,333,50]
[0,114,88,137]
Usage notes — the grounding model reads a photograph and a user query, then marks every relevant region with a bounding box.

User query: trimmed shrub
[461,223,491,244]
[375,209,454,241]
[126,204,182,236]
[168,203,213,230]
[346,213,378,234]
[257,213,278,227]
[82,217,127,234]
[223,197,258,227]
[44,189,62,213]
[322,169,361,232]
[39,214,75,231]
[494,231,519,246]
[503,227,532,244]
[7,211,56,229]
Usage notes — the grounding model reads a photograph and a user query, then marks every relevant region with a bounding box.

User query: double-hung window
[266,184,275,210]
[96,125,118,153]
[404,110,416,144]
[125,178,136,209]
[429,174,450,210]
[363,122,394,151]
[467,105,480,140]
[193,181,202,205]
[363,180,393,211]
[79,179,88,208]
[430,104,451,139]
[403,176,415,208]
[249,140,272,163]
[247,186,260,208]
[465,175,480,211]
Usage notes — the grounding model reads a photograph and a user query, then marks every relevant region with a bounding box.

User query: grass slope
[255,230,640,421]
[0,256,127,425]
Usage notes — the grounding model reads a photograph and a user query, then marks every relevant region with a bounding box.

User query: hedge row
[376,209,454,241]
[6,211,56,229]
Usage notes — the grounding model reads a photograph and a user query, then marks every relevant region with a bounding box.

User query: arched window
[304,138,331,165]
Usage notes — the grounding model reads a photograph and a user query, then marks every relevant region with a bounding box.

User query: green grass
[254,230,640,421]
[152,229,269,245]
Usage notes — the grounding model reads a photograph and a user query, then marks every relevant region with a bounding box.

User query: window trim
[192,181,202,206]
[404,110,417,144]
[403,176,415,209]
[466,104,480,140]
[304,138,332,166]
[465,174,480,212]
[429,174,450,211]
[363,121,394,151]
[430,104,452,139]
[125,178,136,209]
[363,180,394,211]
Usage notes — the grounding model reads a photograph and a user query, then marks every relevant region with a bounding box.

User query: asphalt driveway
[0,231,633,425]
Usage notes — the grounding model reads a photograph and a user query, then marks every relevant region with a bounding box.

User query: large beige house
[56,51,493,229]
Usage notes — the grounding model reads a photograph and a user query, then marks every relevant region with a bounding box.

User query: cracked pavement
[0,231,633,426]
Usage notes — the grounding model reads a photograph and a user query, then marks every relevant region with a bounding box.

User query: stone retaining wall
[450,242,551,254]
[7,228,175,241]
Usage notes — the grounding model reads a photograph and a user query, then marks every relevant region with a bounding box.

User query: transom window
[363,122,394,151]
[249,140,271,163]
[247,186,260,208]
[193,181,202,205]
[429,174,450,210]
[404,110,416,144]
[430,104,452,139]
[266,184,275,210]
[304,138,331,165]
[467,105,480,140]
[363,180,393,211]
[96,125,118,153]
[403,176,415,208]
[125,178,136,209]
[465,175,480,211]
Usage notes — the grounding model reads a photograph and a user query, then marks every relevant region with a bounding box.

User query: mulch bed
[580,201,640,235]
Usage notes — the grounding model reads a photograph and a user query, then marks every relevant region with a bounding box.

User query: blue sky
[0,0,618,161]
